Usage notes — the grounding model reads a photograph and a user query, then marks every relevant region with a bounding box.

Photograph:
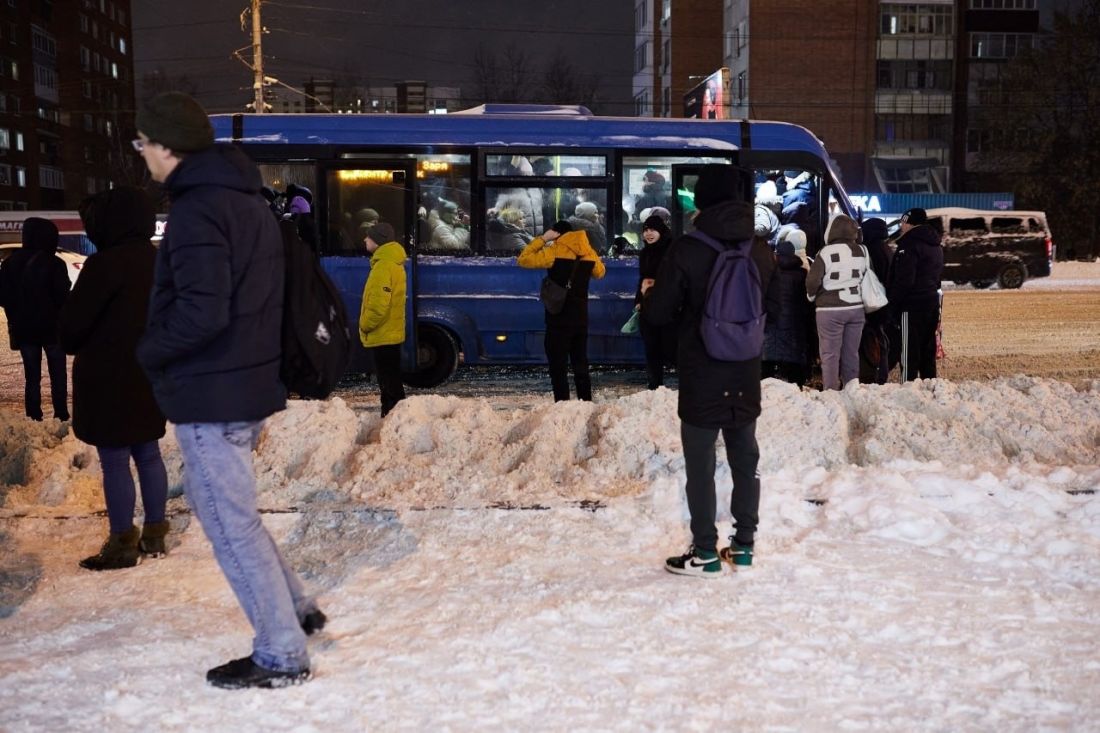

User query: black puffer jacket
[644,200,775,428]
[136,145,286,423]
[0,218,70,349]
[887,223,944,313]
[60,187,166,447]
[763,252,811,365]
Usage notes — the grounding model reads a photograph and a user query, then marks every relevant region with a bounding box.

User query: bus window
[620,155,729,249]
[486,154,606,177]
[417,154,471,254]
[325,166,413,256]
[257,163,315,218]
[485,184,609,255]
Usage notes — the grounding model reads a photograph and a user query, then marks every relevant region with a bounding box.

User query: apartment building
[0,0,136,210]
[632,0,723,119]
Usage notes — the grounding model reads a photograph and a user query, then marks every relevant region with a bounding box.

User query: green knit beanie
[135,92,214,153]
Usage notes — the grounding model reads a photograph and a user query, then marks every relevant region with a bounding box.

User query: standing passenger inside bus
[517,220,606,402]
[427,201,470,251]
[0,217,71,422]
[359,221,408,416]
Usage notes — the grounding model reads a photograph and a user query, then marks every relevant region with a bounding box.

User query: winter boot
[719,538,754,568]
[664,545,722,578]
[79,526,141,571]
[206,656,311,690]
[139,520,171,558]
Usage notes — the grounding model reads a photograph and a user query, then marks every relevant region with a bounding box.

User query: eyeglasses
[131,138,145,152]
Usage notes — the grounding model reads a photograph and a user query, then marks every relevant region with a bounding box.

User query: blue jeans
[97,441,168,535]
[175,421,312,673]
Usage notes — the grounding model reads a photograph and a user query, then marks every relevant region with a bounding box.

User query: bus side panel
[414,257,644,366]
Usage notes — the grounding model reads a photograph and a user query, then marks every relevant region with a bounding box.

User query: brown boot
[139,520,171,558]
[79,526,141,571]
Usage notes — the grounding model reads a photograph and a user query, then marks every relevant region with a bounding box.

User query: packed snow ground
[1,372,1099,731]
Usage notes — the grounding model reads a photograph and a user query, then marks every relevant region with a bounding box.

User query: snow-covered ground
[1,270,1099,731]
[3,385,1099,730]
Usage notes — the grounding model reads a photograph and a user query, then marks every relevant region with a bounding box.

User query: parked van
[889,208,1053,289]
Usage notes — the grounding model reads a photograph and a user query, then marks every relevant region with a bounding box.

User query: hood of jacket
[554,229,594,256]
[898,223,942,249]
[21,217,59,253]
[163,144,263,199]
[370,241,407,266]
[692,200,755,242]
[78,186,156,251]
[825,214,860,244]
[860,217,889,246]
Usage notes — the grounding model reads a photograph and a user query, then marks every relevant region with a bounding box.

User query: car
[0,243,86,287]
[888,208,1053,289]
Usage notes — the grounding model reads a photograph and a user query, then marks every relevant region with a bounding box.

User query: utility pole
[251,0,265,113]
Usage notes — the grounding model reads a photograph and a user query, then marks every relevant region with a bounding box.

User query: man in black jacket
[644,165,775,578]
[0,217,70,421]
[886,208,944,381]
[133,92,323,689]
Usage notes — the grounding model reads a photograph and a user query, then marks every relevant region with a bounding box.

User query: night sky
[131,0,635,114]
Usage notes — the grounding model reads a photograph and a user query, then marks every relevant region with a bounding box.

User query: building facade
[0,0,136,210]
[632,0,723,118]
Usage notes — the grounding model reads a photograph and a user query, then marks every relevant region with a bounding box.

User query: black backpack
[279,219,351,399]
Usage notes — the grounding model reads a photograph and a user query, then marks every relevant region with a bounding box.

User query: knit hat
[642,215,669,239]
[365,221,395,244]
[574,202,599,221]
[693,165,746,210]
[135,92,214,153]
[22,217,59,252]
[287,196,311,215]
[550,220,573,235]
[900,208,928,226]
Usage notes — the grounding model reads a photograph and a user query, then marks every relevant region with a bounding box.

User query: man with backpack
[133,92,323,689]
[643,165,775,578]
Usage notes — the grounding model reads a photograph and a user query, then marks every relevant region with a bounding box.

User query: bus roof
[210,111,829,157]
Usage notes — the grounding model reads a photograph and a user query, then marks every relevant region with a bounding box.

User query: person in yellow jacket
[358,222,407,416]
[517,220,606,401]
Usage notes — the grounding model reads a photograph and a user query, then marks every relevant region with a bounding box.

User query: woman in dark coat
[762,236,812,387]
[60,187,169,571]
[635,215,678,389]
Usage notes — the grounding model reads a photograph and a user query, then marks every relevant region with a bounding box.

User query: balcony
[875,90,952,116]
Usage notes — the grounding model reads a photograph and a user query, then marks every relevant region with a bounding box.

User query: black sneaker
[301,609,327,636]
[664,545,722,578]
[206,656,311,690]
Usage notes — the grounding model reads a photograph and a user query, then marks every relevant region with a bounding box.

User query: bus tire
[402,325,459,388]
[997,263,1027,290]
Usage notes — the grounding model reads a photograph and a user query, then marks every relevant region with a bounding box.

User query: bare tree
[139,67,200,104]
[472,43,535,104]
[538,49,601,112]
[978,0,1100,259]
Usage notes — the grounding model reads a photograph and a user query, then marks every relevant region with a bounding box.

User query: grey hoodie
[806,214,867,310]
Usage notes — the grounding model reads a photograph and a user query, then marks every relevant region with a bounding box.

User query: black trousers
[545,324,591,401]
[640,318,677,390]
[369,344,406,417]
[681,419,760,552]
[20,343,68,421]
[898,309,938,381]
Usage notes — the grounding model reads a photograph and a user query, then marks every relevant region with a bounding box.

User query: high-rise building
[0,0,137,210]
[632,0,723,118]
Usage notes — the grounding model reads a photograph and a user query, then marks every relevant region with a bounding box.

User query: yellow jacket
[516,229,606,279]
[358,241,407,347]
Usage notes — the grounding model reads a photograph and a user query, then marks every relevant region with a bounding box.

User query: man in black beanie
[886,207,944,380]
[133,92,323,689]
[643,164,774,577]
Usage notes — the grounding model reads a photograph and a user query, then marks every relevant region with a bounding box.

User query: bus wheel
[997,263,1027,290]
[402,325,459,388]
[971,280,994,289]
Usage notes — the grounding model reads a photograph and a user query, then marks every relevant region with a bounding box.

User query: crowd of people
[0,91,949,688]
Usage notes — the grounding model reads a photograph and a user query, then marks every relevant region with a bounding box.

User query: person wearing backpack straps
[517,220,606,401]
[643,164,775,577]
[805,213,867,390]
[132,92,323,689]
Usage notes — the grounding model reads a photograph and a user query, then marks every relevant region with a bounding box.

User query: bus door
[320,160,418,373]
[669,163,752,237]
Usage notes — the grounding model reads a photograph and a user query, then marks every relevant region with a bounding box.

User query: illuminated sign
[337,169,397,183]
[848,195,882,213]
[683,68,730,120]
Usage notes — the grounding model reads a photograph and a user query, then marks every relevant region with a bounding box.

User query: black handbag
[538,259,581,315]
